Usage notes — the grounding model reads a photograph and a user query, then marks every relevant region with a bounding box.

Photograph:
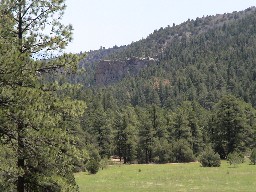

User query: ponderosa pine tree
[169,101,205,162]
[0,0,86,191]
[211,95,255,159]
[149,105,170,163]
[114,112,127,163]
[136,107,155,163]
[114,106,138,164]
[0,21,21,191]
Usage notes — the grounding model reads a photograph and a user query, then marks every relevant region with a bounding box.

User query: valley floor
[75,159,256,192]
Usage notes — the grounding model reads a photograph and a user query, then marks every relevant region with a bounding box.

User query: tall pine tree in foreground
[0,0,86,191]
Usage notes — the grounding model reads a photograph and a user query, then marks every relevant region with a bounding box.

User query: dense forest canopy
[76,6,256,109]
[74,6,256,166]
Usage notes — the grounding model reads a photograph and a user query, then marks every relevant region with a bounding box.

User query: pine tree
[114,107,138,164]
[0,1,86,191]
[92,109,112,158]
[169,101,205,161]
[149,105,170,163]
[211,95,255,159]
[137,107,155,163]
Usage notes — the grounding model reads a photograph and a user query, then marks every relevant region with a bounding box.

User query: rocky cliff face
[94,57,156,85]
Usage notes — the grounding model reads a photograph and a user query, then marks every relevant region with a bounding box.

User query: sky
[62,0,255,53]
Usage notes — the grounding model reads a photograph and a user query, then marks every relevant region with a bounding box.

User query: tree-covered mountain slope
[72,6,256,167]
[74,6,256,109]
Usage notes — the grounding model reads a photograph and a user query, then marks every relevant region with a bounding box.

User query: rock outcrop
[94,57,156,85]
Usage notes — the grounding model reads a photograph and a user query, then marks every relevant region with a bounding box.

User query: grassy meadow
[75,159,256,192]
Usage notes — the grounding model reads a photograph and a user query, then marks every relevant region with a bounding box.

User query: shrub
[173,140,195,163]
[250,148,256,165]
[227,151,244,167]
[199,147,221,167]
[86,160,100,174]
[100,158,109,170]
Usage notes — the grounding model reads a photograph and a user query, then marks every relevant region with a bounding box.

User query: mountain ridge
[74,6,256,108]
[76,6,256,87]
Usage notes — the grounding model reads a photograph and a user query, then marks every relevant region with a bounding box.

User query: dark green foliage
[87,145,101,163]
[199,147,221,167]
[136,106,158,164]
[114,109,138,164]
[79,87,255,165]
[68,7,256,167]
[153,138,173,163]
[168,101,207,161]
[250,148,256,165]
[100,158,110,170]
[0,0,87,191]
[173,139,195,163]
[85,145,101,174]
[86,160,100,174]
[81,92,113,159]
[72,7,256,113]
[211,95,255,158]
[2,5,255,188]
[227,151,244,167]
[72,7,256,166]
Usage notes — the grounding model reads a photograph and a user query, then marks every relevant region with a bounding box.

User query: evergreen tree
[149,105,170,163]
[0,1,86,191]
[114,107,138,163]
[82,97,112,159]
[136,107,155,163]
[211,95,255,158]
[199,146,221,167]
[169,101,206,161]
[172,102,193,146]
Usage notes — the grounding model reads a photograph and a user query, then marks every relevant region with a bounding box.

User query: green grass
[75,160,256,192]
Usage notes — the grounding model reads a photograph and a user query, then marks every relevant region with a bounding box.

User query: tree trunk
[145,150,148,164]
[17,3,25,191]
[17,122,25,192]
[17,158,25,192]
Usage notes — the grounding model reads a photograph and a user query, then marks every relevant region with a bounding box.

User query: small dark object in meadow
[138,169,141,172]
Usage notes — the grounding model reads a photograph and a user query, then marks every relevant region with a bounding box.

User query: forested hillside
[73,6,256,167]
[76,6,256,109]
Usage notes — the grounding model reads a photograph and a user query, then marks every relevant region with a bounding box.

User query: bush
[100,158,109,170]
[250,148,256,165]
[227,151,244,167]
[86,160,100,174]
[199,147,221,167]
[173,140,195,163]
